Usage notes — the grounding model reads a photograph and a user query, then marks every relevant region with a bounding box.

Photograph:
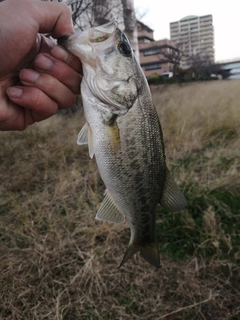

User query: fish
[59,20,186,268]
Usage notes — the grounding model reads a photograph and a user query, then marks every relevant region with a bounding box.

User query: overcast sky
[134,0,239,62]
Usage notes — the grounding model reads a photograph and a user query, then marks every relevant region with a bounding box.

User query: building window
[145,63,161,70]
[143,48,161,56]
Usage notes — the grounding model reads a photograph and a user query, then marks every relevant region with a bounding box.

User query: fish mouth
[89,19,117,42]
[57,19,117,47]
[57,35,71,46]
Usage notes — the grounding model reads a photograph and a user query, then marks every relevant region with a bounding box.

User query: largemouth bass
[59,20,186,268]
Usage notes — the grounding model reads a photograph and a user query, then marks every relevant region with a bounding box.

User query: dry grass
[0,80,240,319]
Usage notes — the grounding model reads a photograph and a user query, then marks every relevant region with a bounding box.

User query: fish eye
[119,41,132,56]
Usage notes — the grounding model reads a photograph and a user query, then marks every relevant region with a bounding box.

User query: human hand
[0,0,82,131]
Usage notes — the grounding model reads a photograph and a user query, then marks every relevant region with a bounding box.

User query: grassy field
[0,80,239,319]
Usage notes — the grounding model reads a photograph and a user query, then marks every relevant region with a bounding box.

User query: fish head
[59,20,141,116]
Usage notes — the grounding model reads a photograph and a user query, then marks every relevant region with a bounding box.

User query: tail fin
[140,243,160,269]
[119,242,160,269]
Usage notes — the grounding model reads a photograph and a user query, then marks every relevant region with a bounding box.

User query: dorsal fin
[160,167,186,212]
[96,190,125,224]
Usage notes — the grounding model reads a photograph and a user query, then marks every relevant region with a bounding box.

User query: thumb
[33,0,74,38]
[7,0,74,39]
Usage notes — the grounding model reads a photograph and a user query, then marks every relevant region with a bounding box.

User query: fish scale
[59,20,186,268]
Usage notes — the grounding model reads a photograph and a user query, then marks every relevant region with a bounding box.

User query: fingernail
[34,54,53,71]
[7,87,23,98]
[51,46,69,62]
[20,69,39,83]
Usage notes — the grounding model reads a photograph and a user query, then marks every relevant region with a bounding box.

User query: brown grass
[0,80,240,319]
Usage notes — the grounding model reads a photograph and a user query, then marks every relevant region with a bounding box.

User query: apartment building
[137,21,178,77]
[170,15,214,69]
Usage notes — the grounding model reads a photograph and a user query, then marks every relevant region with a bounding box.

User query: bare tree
[66,0,92,30]
[92,0,124,26]
[158,45,182,77]
[121,0,135,45]
[65,0,124,30]
[187,52,214,78]
[121,0,139,59]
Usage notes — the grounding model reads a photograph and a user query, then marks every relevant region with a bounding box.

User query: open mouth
[57,35,70,46]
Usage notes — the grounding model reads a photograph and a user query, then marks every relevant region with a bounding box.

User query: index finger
[51,46,82,74]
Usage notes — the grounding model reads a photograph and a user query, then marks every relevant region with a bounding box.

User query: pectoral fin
[77,122,95,159]
[107,121,120,153]
[160,167,186,212]
[77,122,88,145]
[96,190,125,224]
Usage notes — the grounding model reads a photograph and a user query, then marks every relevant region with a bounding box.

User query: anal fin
[96,190,125,224]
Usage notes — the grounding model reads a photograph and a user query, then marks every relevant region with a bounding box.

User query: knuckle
[60,94,76,109]
[38,73,56,91]
[30,88,43,106]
